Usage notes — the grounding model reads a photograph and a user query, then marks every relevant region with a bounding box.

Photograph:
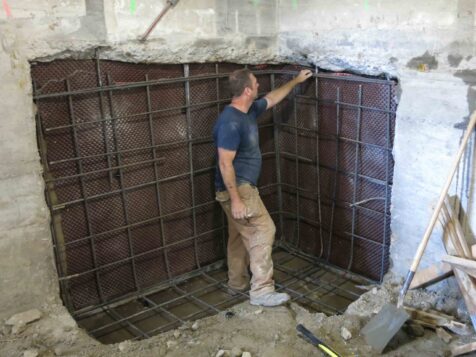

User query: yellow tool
[296,324,341,357]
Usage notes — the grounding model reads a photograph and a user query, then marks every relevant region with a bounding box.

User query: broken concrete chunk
[23,350,39,357]
[54,343,69,356]
[231,347,242,357]
[166,340,177,349]
[341,326,352,341]
[242,352,252,357]
[254,308,263,315]
[118,340,131,352]
[191,321,199,331]
[436,328,452,344]
[215,350,230,357]
[173,330,181,339]
[6,309,42,327]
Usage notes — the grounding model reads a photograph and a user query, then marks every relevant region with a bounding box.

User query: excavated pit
[32,59,397,343]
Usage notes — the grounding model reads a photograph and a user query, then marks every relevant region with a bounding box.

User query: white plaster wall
[0,0,476,320]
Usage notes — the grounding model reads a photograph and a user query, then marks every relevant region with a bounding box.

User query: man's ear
[244,87,252,96]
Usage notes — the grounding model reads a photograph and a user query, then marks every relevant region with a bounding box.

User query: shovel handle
[296,324,341,357]
[398,110,476,307]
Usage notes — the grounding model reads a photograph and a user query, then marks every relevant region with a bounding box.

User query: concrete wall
[0,0,475,320]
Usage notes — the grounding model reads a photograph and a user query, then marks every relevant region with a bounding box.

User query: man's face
[248,74,259,99]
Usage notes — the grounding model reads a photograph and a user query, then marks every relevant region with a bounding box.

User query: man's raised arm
[264,69,313,110]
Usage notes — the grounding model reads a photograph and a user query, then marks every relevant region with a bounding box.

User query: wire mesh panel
[32,60,396,322]
[276,70,397,281]
[32,60,248,313]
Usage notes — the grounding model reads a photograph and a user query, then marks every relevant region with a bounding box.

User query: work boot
[249,292,290,307]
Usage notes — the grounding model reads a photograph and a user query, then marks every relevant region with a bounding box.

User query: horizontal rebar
[34,69,392,100]
[89,250,343,338]
[46,157,165,183]
[294,95,397,115]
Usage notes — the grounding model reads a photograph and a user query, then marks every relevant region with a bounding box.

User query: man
[213,68,312,307]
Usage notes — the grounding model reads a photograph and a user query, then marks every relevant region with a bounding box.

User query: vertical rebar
[271,73,284,240]
[183,64,201,269]
[95,50,114,186]
[293,91,301,247]
[348,85,363,271]
[66,79,106,303]
[326,87,341,261]
[380,82,392,282]
[34,81,74,310]
[106,74,140,293]
[145,74,172,280]
[216,64,227,256]
[314,71,324,259]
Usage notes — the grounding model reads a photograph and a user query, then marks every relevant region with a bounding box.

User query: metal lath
[32,59,397,342]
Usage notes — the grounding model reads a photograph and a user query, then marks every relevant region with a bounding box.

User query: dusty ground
[1,276,475,357]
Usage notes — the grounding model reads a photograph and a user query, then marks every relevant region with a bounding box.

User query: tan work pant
[216,184,276,298]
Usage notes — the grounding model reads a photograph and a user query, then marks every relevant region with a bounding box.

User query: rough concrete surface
[0,275,471,356]
[1,0,476,354]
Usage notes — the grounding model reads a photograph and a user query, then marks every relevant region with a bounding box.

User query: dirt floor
[1,275,475,357]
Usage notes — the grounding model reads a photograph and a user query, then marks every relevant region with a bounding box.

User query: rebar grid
[32,60,396,341]
[76,248,369,344]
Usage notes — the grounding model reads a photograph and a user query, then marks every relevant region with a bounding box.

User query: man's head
[229,68,259,99]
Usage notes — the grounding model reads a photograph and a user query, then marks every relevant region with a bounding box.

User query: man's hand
[295,69,313,83]
[231,198,247,220]
[264,69,313,110]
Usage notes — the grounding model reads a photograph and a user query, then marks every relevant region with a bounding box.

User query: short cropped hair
[229,68,253,97]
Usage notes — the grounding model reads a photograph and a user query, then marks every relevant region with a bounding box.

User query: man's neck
[230,96,253,114]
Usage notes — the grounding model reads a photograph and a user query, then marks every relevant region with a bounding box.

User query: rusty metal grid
[32,60,396,320]
[76,248,369,344]
[276,69,396,281]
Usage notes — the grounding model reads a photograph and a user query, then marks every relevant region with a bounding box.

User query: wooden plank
[441,200,472,258]
[451,342,476,356]
[410,262,453,289]
[440,210,476,331]
[442,255,476,279]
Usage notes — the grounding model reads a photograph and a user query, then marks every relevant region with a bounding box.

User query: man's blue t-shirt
[213,98,268,191]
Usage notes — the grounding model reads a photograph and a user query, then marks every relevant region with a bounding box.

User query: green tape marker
[130,0,137,14]
[253,0,260,6]
[292,0,298,10]
[364,0,369,10]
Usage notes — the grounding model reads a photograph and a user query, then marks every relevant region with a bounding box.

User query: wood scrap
[403,307,471,336]
[451,341,476,356]
[409,262,453,289]
[442,255,476,279]
[440,199,476,331]
[436,327,452,343]
[440,198,472,258]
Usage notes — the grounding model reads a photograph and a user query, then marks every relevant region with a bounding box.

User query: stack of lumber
[410,196,476,356]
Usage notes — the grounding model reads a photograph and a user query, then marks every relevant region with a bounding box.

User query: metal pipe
[140,0,180,42]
